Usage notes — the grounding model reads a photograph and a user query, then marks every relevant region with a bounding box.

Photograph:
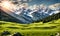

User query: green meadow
[0,19,60,36]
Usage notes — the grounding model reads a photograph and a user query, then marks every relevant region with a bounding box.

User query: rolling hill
[0,19,60,36]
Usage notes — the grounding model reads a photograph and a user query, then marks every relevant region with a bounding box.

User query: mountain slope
[42,12,60,23]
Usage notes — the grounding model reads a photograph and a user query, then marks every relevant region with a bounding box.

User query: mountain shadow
[0,9,24,23]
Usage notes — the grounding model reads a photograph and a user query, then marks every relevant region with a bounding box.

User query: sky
[26,0,60,6]
[8,0,60,6]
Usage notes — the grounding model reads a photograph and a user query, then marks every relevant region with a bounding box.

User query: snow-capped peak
[48,3,60,10]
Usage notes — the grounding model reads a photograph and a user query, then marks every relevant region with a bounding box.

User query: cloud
[23,0,27,1]
[23,0,32,2]
[29,0,32,2]
[16,0,32,2]
[40,4,46,8]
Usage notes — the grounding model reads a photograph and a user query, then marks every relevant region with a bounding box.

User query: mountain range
[0,3,60,24]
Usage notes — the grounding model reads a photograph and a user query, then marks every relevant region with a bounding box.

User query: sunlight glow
[0,0,17,12]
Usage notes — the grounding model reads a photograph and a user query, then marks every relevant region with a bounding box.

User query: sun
[0,0,17,12]
[1,1,11,9]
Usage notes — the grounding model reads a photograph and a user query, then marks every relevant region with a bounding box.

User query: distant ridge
[42,12,60,23]
[32,12,60,23]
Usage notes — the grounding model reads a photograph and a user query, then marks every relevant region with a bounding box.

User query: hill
[0,19,60,36]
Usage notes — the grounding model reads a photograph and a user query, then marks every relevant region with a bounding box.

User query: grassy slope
[0,19,60,36]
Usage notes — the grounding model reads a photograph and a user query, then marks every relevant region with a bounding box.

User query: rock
[1,31,11,36]
[12,32,23,36]
[55,32,60,36]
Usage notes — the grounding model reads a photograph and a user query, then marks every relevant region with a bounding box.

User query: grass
[0,19,60,36]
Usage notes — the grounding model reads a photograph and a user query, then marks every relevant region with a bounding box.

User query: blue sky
[27,0,60,6]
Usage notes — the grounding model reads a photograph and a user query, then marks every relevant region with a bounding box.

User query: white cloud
[23,0,32,2]
[29,6,33,10]
[23,0,27,1]
[29,0,32,1]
